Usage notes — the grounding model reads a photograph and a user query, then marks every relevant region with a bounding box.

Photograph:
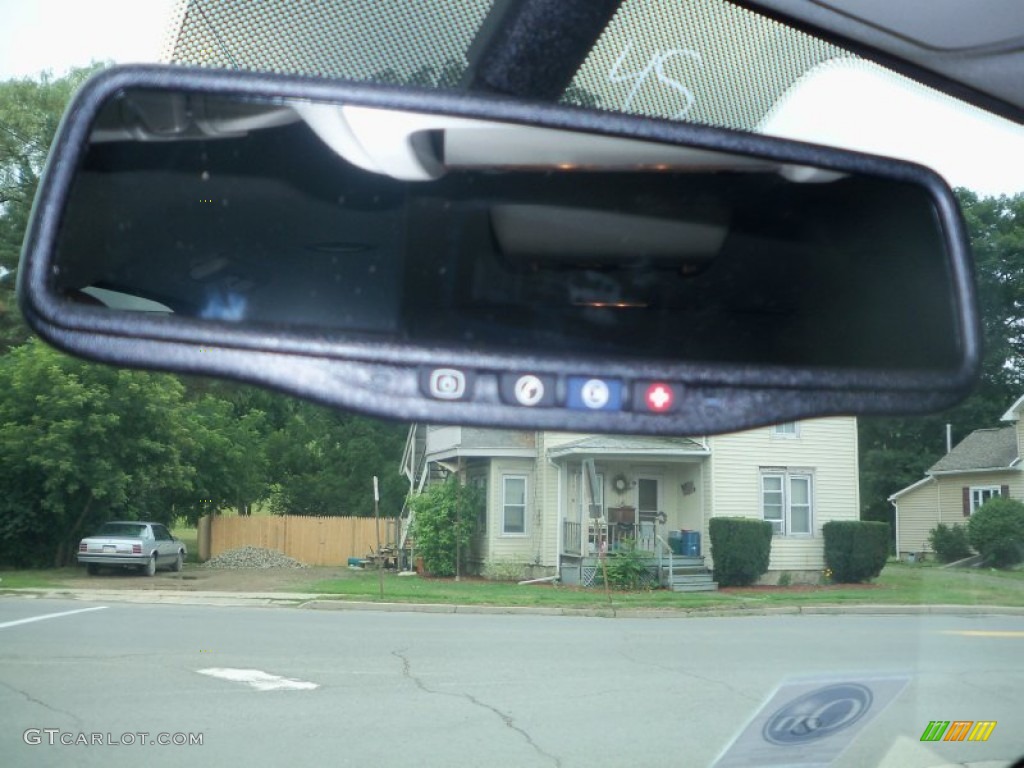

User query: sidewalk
[4,586,1024,618]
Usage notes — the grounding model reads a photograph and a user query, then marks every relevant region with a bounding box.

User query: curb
[4,589,1024,619]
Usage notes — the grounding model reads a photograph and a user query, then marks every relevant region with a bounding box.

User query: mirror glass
[51,87,961,371]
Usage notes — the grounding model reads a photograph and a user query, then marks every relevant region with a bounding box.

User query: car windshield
[1,3,1023,768]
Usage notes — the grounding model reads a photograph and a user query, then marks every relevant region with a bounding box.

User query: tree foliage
[0,341,196,566]
[0,66,102,351]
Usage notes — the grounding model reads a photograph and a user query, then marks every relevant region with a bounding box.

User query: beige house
[401,417,859,587]
[890,395,1024,558]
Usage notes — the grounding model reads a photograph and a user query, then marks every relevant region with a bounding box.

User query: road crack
[392,649,561,768]
[615,645,759,704]
[0,680,84,725]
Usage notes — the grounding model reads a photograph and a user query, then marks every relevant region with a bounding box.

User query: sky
[0,0,1022,196]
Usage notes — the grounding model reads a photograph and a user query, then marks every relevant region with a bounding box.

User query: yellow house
[401,417,859,588]
[890,395,1024,558]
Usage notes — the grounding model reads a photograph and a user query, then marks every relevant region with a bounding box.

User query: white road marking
[0,606,107,630]
[197,668,319,691]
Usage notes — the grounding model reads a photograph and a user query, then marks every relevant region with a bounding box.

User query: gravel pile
[203,546,308,569]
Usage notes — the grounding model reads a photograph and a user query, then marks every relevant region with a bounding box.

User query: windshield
[1,2,1023,768]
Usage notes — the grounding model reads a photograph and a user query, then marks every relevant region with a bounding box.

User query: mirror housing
[18,65,980,434]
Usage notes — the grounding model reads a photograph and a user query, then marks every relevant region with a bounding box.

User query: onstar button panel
[566,377,623,411]
[639,381,677,413]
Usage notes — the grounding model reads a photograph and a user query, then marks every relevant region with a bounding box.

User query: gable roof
[547,435,708,460]
[1002,394,1024,422]
[928,426,1019,473]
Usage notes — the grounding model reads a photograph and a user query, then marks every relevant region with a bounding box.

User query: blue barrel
[681,530,700,557]
[668,530,685,555]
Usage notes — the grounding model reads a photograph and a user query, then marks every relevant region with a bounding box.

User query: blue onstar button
[566,377,623,411]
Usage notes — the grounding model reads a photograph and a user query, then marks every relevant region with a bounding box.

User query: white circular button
[580,378,610,409]
[513,375,545,406]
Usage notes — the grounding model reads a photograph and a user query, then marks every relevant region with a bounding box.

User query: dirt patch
[61,564,350,592]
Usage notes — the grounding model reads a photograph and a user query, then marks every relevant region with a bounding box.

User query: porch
[559,520,717,592]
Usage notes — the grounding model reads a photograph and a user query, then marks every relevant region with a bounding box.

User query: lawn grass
[0,568,78,589]
[171,524,200,563]
[304,563,1024,610]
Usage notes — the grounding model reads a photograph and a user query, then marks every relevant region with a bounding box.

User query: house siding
[706,417,860,571]
[896,469,1023,554]
[487,457,547,568]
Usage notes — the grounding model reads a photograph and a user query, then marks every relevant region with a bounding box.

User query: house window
[502,476,527,535]
[771,422,799,438]
[969,486,1002,514]
[761,471,813,535]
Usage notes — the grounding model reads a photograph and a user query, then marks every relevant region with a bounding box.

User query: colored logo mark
[920,720,996,742]
[645,382,674,412]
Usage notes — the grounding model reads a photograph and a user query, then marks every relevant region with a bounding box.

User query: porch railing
[562,520,582,555]
[655,533,674,589]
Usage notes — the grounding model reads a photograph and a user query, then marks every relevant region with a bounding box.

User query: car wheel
[86,563,99,575]
[171,552,183,572]
[143,555,157,577]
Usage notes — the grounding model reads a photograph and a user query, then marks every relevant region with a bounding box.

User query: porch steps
[659,557,717,592]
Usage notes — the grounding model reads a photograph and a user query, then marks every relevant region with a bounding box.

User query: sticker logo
[762,683,873,745]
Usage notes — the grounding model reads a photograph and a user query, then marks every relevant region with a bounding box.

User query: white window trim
[970,485,1001,513]
[760,469,814,536]
[501,475,528,536]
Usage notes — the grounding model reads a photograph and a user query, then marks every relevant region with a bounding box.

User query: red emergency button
[644,382,675,413]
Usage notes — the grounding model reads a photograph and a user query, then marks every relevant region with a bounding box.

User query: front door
[635,477,660,550]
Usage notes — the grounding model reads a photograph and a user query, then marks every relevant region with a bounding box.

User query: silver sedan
[77,521,187,576]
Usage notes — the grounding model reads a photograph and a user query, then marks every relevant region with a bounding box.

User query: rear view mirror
[18,65,979,434]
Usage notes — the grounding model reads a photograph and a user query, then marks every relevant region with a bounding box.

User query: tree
[0,340,197,567]
[409,478,480,577]
[263,400,407,516]
[858,191,1024,530]
[0,67,103,351]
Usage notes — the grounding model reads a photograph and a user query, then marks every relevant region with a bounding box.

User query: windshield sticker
[712,675,910,767]
[920,720,997,742]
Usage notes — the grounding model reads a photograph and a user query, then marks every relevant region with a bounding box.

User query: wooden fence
[198,514,399,566]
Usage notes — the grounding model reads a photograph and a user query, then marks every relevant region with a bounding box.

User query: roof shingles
[929,426,1019,473]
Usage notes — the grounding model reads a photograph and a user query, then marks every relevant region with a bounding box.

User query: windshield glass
[1,3,1022,768]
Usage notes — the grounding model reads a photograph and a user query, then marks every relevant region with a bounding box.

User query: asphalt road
[1,597,1021,768]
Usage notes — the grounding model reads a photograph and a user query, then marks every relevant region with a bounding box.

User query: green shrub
[708,517,772,587]
[823,521,889,583]
[409,479,479,577]
[603,539,651,590]
[967,497,1024,568]
[927,523,973,563]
